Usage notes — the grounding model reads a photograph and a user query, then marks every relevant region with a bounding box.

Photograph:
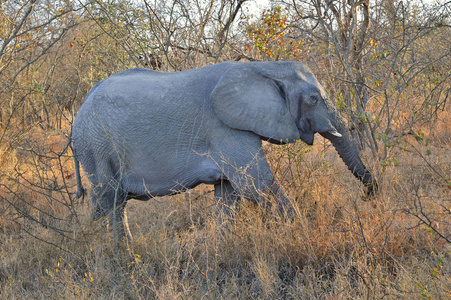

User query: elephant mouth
[298,118,343,145]
[295,118,313,145]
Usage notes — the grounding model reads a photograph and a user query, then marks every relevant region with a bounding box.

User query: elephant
[72,61,377,237]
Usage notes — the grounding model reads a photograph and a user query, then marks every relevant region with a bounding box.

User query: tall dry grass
[0,111,449,299]
[1,0,449,298]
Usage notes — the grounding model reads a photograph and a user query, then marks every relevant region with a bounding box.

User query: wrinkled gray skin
[72,61,376,237]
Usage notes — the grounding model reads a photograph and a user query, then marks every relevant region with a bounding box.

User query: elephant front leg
[226,159,294,221]
[272,184,295,221]
[214,180,240,222]
[212,133,295,221]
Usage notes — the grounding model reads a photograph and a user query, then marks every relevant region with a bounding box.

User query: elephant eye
[308,95,319,105]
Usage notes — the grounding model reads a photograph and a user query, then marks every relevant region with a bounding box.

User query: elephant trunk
[320,113,377,196]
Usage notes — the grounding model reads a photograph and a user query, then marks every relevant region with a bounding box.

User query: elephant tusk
[328,130,342,137]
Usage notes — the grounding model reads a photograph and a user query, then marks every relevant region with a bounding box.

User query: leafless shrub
[0,0,450,298]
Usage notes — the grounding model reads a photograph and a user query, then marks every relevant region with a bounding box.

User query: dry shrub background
[1,0,450,299]
[0,114,449,299]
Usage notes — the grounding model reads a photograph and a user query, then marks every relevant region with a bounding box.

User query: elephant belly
[124,157,222,200]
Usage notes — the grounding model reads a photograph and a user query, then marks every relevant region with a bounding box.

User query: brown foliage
[0,0,450,298]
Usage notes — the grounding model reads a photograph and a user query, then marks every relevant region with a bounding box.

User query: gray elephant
[72,61,376,236]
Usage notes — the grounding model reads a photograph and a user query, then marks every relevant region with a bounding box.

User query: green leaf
[398,145,410,152]
[392,157,399,166]
[415,132,424,141]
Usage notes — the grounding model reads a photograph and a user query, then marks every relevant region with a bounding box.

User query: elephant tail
[70,131,85,200]
[74,155,85,199]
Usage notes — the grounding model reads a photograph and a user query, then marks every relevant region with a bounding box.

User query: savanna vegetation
[0,0,450,298]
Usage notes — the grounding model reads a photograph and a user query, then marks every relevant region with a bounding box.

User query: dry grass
[1,0,449,297]
[0,116,450,299]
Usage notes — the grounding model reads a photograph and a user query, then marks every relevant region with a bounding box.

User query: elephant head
[212,61,377,195]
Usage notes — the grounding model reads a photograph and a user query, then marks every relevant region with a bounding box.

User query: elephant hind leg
[91,180,130,237]
[109,195,132,244]
[88,159,132,241]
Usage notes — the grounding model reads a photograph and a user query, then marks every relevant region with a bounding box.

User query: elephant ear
[211,64,299,142]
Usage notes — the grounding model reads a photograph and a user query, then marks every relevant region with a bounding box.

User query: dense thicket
[0,0,450,298]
